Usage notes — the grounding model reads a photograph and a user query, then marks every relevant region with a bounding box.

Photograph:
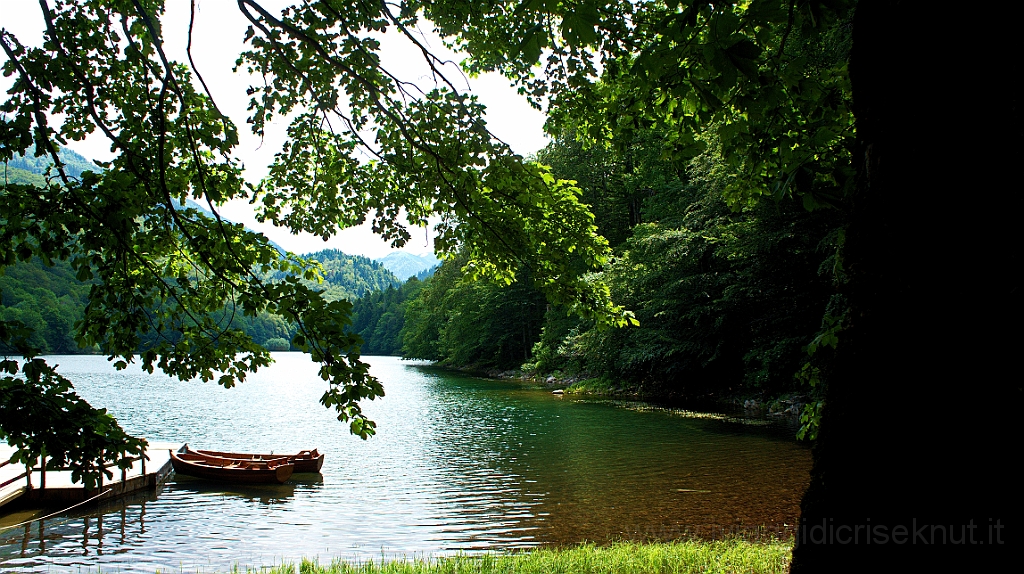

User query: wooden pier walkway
[0,442,183,511]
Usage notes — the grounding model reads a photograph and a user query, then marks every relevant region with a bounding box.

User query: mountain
[6,147,100,179]
[374,252,440,281]
[298,249,400,301]
[4,147,289,254]
[2,165,46,186]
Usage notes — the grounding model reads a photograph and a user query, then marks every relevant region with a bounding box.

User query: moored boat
[170,449,294,484]
[193,447,325,473]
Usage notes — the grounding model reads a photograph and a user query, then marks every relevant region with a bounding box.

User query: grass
[225,540,793,574]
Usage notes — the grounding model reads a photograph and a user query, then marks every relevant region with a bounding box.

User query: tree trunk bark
[791,1,1022,570]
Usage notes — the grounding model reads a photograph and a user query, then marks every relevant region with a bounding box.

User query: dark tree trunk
[791,1,1022,570]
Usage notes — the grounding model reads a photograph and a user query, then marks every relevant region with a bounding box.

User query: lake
[0,354,811,571]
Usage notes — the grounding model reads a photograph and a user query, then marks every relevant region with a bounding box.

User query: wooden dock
[0,442,183,511]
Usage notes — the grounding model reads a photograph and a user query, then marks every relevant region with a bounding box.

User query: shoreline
[445,364,810,428]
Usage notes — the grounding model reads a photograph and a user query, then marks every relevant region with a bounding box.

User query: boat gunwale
[170,450,295,483]
[193,447,324,473]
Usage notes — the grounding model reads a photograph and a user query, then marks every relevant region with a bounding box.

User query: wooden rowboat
[170,450,294,484]
[193,447,325,473]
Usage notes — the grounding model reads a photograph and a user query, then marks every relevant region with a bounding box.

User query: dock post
[40,455,46,490]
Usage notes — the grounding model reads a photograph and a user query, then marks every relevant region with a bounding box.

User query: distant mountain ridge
[6,147,99,179]
[375,251,440,280]
[6,148,405,300]
[4,147,290,253]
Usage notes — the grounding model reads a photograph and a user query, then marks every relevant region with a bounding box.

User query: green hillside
[2,165,46,186]
[299,249,400,301]
[6,147,100,179]
[2,154,398,353]
[0,257,92,354]
[1,252,398,355]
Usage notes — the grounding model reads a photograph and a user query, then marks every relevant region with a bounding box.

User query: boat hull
[170,451,294,484]
[195,448,325,473]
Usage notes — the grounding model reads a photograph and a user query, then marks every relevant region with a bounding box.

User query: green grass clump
[239,540,792,574]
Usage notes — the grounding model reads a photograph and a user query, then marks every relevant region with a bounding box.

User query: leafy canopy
[427,0,855,209]
[0,0,627,484]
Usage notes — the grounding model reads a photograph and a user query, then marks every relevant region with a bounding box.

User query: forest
[352,128,842,417]
[5,125,849,425]
[1,150,403,355]
[1,248,401,355]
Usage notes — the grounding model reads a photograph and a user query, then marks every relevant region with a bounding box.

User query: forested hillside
[291,249,399,302]
[7,147,99,179]
[1,153,398,354]
[2,165,45,186]
[0,257,90,354]
[349,278,426,356]
[352,130,841,404]
[1,250,397,355]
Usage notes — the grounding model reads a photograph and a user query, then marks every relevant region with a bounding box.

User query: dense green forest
[1,249,399,355]
[351,132,841,405]
[349,279,426,356]
[1,149,400,354]
[2,165,45,187]
[285,249,400,302]
[0,257,91,354]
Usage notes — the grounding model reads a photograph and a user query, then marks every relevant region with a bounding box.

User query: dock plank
[0,441,182,510]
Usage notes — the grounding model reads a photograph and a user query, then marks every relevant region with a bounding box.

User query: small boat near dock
[169,449,294,484]
[193,447,325,473]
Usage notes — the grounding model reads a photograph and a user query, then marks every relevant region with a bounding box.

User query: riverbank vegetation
[353,129,843,415]
[228,541,793,574]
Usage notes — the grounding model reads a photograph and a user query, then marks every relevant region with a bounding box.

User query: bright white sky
[0,1,549,258]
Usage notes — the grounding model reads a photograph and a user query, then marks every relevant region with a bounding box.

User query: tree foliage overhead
[0,0,625,483]
[427,0,855,209]
[399,129,840,401]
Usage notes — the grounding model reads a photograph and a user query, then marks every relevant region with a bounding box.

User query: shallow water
[0,354,810,571]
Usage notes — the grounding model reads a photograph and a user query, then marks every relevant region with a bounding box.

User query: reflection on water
[1,354,811,571]
[2,488,160,568]
[171,474,311,504]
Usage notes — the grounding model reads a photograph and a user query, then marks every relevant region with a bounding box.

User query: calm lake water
[0,354,811,571]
